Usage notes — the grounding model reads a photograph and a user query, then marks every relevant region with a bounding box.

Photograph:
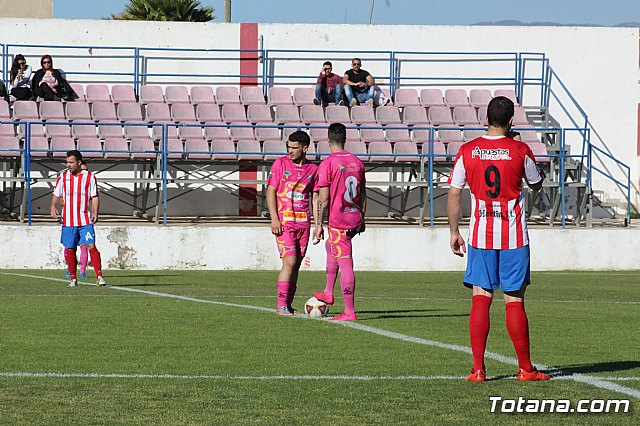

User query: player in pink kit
[51,150,106,288]
[266,131,319,316]
[313,123,366,321]
[448,96,548,382]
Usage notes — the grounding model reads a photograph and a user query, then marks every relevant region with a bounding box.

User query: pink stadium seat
[316,140,330,158]
[300,105,326,124]
[360,127,386,143]
[325,105,351,124]
[385,128,411,143]
[104,138,130,159]
[345,127,360,141]
[0,136,20,157]
[171,104,197,123]
[368,141,393,162]
[463,125,486,142]
[191,86,216,105]
[91,102,118,121]
[70,84,85,102]
[527,142,550,163]
[151,122,179,141]
[229,122,256,141]
[428,106,455,126]
[145,103,171,122]
[208,139,235,160]
[402,106,430,126]
[247,105,274,123]
[0,123,15,137]
[165,86,190,104]
[394,88,421,107]
[517,125,541,144]
[447,141,465,158]
[13,101,39,120]
[274,105,301,124]
[344,141,368,162]
[140,86,165,104]
[237,139,262,160]
[494,89,518,105]
[65,102,92,121]
[394,141,420,163]
[255,126,281,142]
[420,89,445,108]
[309,126,328,143]
[196,104,222,123]
[453,106,480,126]
[376,106,402,125]
[422,140,447,162]
[98,122,123,139]
[184,139,211,160]
[268,87,293,106]
[130,138,157,159]
[18,123,45,138]
[444,89,470,107]
[117,103,143,122]
[222,104,248,123]
[240,86,265,105]
[177,122,204,141]
[71,123,97,139]
[204,123,230,141]
[305,141,317,159]
[469,89,492,108]
[410,127,433,144]
[50,137,76,157]
[123,121,150,139]
[165,139,184,159]
[39,101,66,121]
[293,87,315,106]
[513,107,529,125]
[438,129,463,144]
[350,106,376,126]
[45,124,71,139]
[0,100,10,119]
[477,106,488,125]
[216,86,240,105]
[263,140,286,160]
[111,85,136,104]
[29,136,49,157]
[77,137,103,158]
[282,123,304,140]
[86,85,111,103]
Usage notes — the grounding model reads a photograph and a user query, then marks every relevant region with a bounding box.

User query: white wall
[2,224,638,271]
[0,19,637,208]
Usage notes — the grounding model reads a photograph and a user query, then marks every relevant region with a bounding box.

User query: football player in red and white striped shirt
[51,150,106,288]
[447,96,548,382]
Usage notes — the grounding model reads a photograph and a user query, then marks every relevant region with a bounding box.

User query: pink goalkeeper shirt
[267,156,319,228]
[317,151,365,230]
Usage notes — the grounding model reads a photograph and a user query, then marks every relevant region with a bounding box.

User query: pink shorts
[326,227,355,259]
[276,226,310,258]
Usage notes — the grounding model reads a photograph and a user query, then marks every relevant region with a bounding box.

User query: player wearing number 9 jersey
[447,96,549,382]
[313,123,366,321]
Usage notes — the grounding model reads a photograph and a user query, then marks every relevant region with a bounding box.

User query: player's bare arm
[311,191,322,242]
[313,187,330,244]
[266,186,282,236]
[91,196,100,224]
[447,187,466,257]
[50,194,60,219]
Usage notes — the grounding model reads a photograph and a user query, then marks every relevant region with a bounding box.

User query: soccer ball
[305,297,329,318]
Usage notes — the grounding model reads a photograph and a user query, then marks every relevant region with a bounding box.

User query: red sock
[469,295,492,371]
[89,248,102,277]
[506,301,534,372]
[64,248,77,280]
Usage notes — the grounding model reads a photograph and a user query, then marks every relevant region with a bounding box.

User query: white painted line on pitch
[2,272,640,399]
[0,372,464,381]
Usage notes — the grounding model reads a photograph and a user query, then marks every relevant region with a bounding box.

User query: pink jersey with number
[53,170,98,227]
[267,156,318,229]
[317,151,365,230]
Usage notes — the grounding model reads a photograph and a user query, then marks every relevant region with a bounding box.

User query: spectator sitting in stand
[343,58,389,107]
[9,54,33,101]
[31,55,78,102]
[314,61,344,107]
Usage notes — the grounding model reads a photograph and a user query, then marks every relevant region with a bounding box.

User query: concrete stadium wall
[0,1,51,19]
[1,224,638,271]
[0,18,637,209]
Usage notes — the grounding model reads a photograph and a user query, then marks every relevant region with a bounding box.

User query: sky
[54,0,640,26]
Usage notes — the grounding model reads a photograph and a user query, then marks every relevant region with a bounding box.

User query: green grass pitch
[0,269,638,424]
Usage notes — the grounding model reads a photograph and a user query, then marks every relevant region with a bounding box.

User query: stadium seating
[117,103,144,122]
[240,87,265,105]
[216,86,242,105]
[196,104,222,123]
[402,106,430,126]
[325,105,351,124]
[376,106,402,126]
[171,104,197,123]
[368,141,394,162]
[394,88,421,107]
[274,105,301,124]
[255,126,281,142]
[444,89,470,107]
[130,138,157,159]
[428,106,455,126]
[210,139,237,160]
[513,107,529,125]
[350,106,376,126]
[13,101,39,121]
[86,85,111,103]
[0,136,20,157]
[360,128,386,142]
[300,105,326,124]
[191,86,216,105]
[46,123,72,139]
[185,139,211,160]
[51,137,75,157]
[70,84,86,102]
[66,102,92,121]
[40,101,66,121]
[263,140,286,160]
[222,104,248,123]
[385,128,411,143]
[71,123,98,139]
[92,102,118,121]
[469,89,492,108]
[447,141,465,158]
[463,125,486,142]
[177,122,204,141]
[165,86,190,104]
[293,87,315,106]
[394,141,421,163]
[420,89,445,107]
[140,86,165,104]
[453,107,480,126]
[247,105,274,123]
[438,129,463,144]
[229,123,256,141]
[267,87,293,106]
[29,136,49,157]
[204,123,230,141]
[0,123,15,137]
[236,140,262,160]
[104,138,130,158]
[77,137,103,158]
[111,85,137,104]
[494,89,518,105]
[345,141,368,161]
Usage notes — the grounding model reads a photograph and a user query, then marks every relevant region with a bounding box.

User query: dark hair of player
[328,123,346,146]
[66,150,83,161]
[323,61,332,68]
[487,96,514,129]
[288,130,310,147]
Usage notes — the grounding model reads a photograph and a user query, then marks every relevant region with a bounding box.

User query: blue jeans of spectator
[315,84,343,105]
[344,85,374,104]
